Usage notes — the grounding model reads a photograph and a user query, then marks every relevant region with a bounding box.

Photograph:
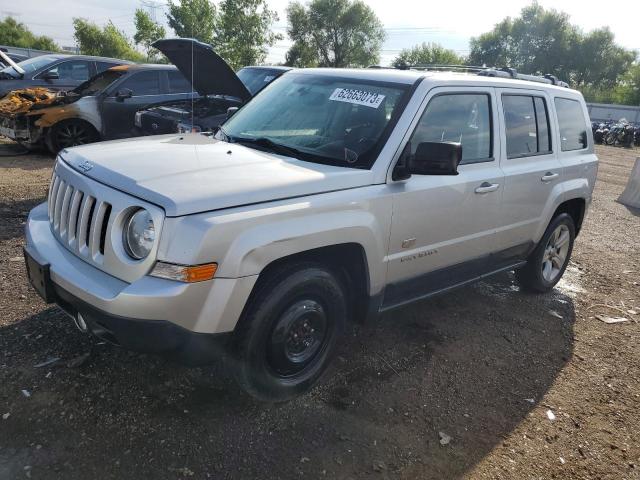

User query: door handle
[541,172,559,182]
[474,182,500,194]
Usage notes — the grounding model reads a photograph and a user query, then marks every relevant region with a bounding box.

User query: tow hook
[74,312,88,333]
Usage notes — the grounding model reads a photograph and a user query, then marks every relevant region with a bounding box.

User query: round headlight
[123,209,155,260]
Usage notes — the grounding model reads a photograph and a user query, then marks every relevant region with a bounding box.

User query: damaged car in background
[0,63,196,153]
[0,49,28,69]
[134,38,290,135]
[0,50,131,98]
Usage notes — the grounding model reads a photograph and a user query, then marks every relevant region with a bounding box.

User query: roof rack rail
[477,67,569,88]
[385,63,570,88]
[394,63,490,73]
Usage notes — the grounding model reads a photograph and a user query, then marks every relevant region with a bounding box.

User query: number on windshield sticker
[329,88,386,108]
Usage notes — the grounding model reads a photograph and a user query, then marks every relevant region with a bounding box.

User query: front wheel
[47,120,99,153]
[232,263,347,402]
[516,213,575,293]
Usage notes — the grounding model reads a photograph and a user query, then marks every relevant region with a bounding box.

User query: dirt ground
[0,141,638,480]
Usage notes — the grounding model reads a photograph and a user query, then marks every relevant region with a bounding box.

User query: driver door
[384,87,505,307]
[100,70,170,139]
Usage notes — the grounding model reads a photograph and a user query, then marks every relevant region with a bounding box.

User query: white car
[24,67,597,401]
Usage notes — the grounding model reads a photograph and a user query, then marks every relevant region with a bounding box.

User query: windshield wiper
[233,136,304,159]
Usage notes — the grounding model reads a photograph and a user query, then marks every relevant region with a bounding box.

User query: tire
[515,213,575,293]
[47,120,99,154]
[232,262,347,402]
[604,133,615,146]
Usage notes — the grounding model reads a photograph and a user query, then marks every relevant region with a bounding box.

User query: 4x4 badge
[77,160,93,173]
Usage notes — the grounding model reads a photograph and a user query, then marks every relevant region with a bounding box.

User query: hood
[153,38,251,102]
[60,134,373,217]
[0,87,64,116]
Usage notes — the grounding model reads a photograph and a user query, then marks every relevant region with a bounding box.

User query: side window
[118,71,162,96]
[96,62,117,74]
[42,60,91,81]
[409,93,492,165]
[555,98,588,151]
[503,95,551,158]
[167,70,192,93]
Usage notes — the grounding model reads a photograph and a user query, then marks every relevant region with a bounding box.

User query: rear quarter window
[554,98,588,151]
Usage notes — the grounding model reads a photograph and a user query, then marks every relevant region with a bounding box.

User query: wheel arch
[244,243,372,324]
[552,197,586,235]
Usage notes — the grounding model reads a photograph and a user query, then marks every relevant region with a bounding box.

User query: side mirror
[226,106,239,119]
[410,142,462,176]
[116,88,133,101]
[42,71,59,81]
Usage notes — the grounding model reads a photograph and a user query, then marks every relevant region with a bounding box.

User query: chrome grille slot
[99,203,112,255]
[46,159,164,283]
[78,196,96,254]
[67,190,83,246]
[48,175,60,220]
[59,185,74,239]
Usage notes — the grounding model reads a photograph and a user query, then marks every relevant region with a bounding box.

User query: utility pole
[140,0,163,22]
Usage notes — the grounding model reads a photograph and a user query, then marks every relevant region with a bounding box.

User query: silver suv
[24,68,598,401]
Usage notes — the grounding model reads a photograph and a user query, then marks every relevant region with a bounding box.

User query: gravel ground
[0,142,638,480]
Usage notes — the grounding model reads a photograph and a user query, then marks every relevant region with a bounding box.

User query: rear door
[495,89,563,253]
[384,87,504,307]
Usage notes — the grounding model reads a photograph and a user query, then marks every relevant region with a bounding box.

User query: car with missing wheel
[24,66,597,401]
[0,63,196,153]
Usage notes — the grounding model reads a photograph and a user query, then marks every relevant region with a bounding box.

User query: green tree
[571,27,636,89]
[0,17,59,51]
[73,18,144,62]
[392,42,464,68]
[285,0,385,68]
[613,64,640,105]
[215,0,282,69]
[166,0,217,44]
[134,9,166,62]
[468,2,635,90]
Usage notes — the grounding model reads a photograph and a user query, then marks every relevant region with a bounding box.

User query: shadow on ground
[0,272,575,479]
[0,197,46,241]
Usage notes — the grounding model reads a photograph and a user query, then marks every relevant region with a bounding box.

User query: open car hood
[153,38,251,102]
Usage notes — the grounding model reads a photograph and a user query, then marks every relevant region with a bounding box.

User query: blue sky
[3,0,639,65]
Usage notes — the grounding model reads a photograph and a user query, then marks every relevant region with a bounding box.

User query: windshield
[73,69,126,96]
[220,73,409,168]
[0,55,61,78]
[236,67,285,96]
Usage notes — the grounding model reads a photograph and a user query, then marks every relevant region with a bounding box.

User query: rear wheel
[232,262,347,402]
[47,120,99,153]
[516,213,575,293]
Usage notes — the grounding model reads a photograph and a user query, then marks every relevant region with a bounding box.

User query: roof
[291,68,580,95]
[108,64,179,72]
[241,66,292,72]
[36,54,135,64]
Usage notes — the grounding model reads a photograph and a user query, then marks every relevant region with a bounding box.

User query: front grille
[45,158,164,284]
[48,171,112,263]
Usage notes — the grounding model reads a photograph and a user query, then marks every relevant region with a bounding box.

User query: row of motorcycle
[592,120,640,147]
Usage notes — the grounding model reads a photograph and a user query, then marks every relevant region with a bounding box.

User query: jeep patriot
[24,68,597,400]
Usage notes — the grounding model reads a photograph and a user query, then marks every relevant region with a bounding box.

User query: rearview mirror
[410,142,462,176]
[116,88,133,101]
[42,71,59,81]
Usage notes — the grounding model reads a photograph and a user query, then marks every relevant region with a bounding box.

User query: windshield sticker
[329,88,385,108]
[263,75,275,82]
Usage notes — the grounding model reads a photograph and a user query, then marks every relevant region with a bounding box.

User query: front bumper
[25,202,258,360]
[0,116,29,141]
